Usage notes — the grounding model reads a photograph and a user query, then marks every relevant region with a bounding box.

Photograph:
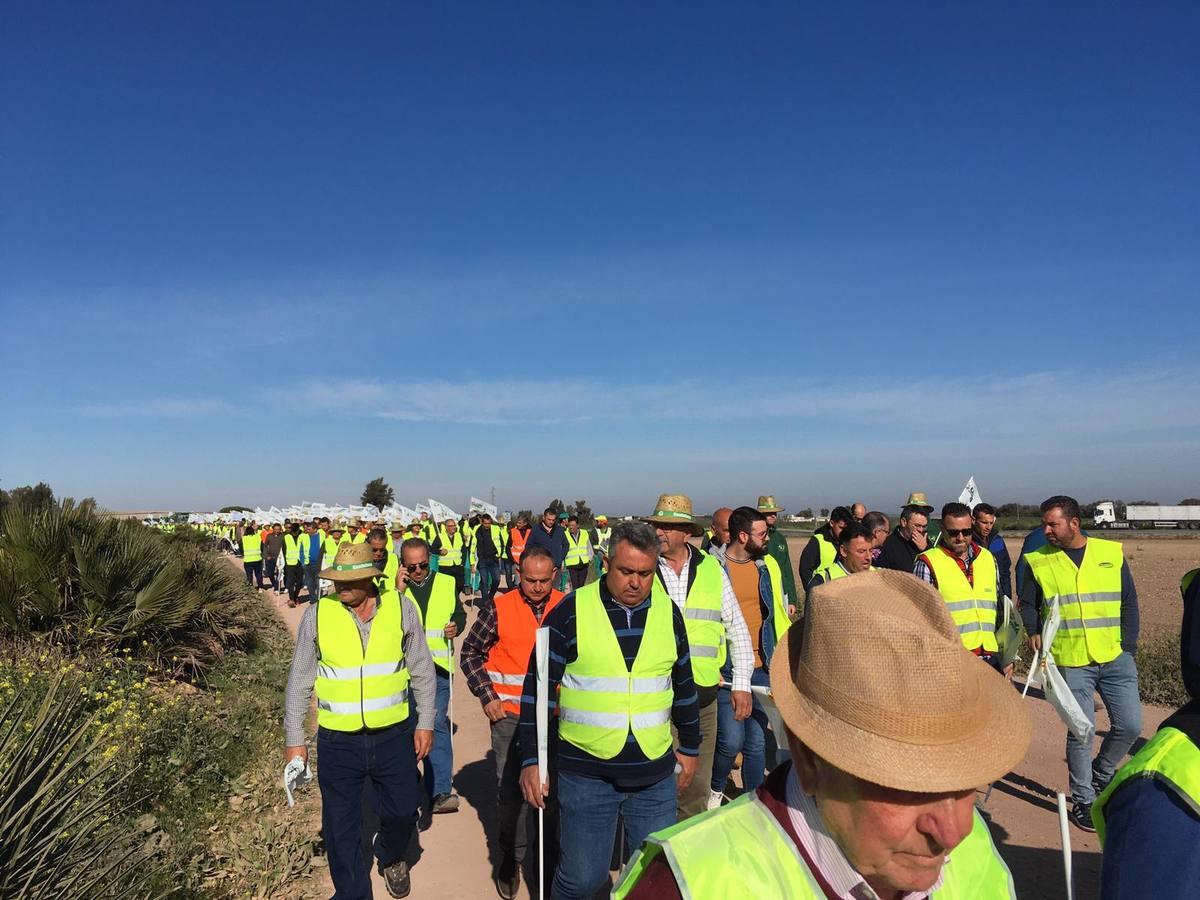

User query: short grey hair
[609,520,660,558]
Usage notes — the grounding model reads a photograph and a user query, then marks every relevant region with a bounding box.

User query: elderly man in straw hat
[613,570,1031,899]
[646,494,755,822]
[877,492,936,574]
[758,495,799,616]
[283,542,437,899]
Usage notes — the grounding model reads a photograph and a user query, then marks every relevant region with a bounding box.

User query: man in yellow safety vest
[1020,494,1143,832]
[806,520,876,590]
[283,542,436,899]
[614,571,1031,899]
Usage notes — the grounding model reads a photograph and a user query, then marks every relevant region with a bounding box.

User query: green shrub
[0,498,256,678]
[1136,628,1189,708]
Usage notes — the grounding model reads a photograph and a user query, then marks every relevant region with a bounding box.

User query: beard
[747,539,767,560]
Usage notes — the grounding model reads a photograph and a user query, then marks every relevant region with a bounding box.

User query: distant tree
[1179,498,1200,505]
[361,477,395,508]
[1128,500,1161,507]
[797,507,814,518]
[818,508,830,518]
[547,499,566,516]
[5,481,55,511]
[219,505,253,513]
[568,499,594,527]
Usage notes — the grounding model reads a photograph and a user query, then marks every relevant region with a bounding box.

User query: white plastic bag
[995,595,1025,671]
[283,755,313,807]
[1039,603,1094,743]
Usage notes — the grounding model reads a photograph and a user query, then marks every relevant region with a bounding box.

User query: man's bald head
[711,507,733,547]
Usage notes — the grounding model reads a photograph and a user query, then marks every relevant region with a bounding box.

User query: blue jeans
[500,559,514,589]
[317,723,420,900]
[413,670,454,802]
[1061,651,1142,805]
[478,560,500,607]
[711,667,772,794]
[303,562,320,600]
[552,770,676,900]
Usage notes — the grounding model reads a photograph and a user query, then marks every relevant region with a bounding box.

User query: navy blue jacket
[526,522,569,568]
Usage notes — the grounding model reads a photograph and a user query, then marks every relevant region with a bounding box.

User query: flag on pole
[958,476,982,509]
[470,496,499,518]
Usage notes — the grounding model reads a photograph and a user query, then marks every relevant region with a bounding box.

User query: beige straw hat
[769,569,1031,793]
[757,495,784,514]
[642,494,704,537]
[319,542,385,583]
[903,492,935,513]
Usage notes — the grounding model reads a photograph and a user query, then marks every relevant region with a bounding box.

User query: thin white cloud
[79,398,242,418]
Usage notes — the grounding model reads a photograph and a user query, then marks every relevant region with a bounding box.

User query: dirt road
[265,538,1188,899]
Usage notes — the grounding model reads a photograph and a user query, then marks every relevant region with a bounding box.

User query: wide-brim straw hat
[903,492,935,513]
[319,543,384,583]
[757,495,784,514]
[769,570,1031,793]
[642,493,704,536]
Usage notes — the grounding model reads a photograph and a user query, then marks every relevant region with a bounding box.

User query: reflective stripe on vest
[920,547,999,653]
[406,573,458,673]
[1024,538,1124,667]
[508,528,529,562]
[315,591,410,731]
[613,792,1016,900]
[438,529,464,566]
[322,537,340,562]
[1094,725,1200,844]
[564,529,593,566]
[284,533,304,565]
[595,527,612,553]
[373,553,398,592]
[557,581,676,760]
[671,551,727,688]
[764,555,791,642]
[484,588,565,716]
[241,533,263,563]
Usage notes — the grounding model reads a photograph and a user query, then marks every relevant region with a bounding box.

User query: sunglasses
[404,562,430,573]
[943,528,974,538]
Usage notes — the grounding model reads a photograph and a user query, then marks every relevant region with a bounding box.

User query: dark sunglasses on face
[943,528,973,537]
[404,562,430,573]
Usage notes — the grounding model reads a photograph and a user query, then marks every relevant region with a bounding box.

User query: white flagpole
[1057,792,1075,900]
[535,627,550,900]
[447,636,455,758]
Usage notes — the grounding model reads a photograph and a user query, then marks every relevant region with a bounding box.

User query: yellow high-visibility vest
[1024,538,1124,667]
[1094,724,1200,843]
[564,529,593,566]
[558,581,676,760]
[315,591,410,731]
[438,529,464,566]
[405,573,458,673]
[919,547,999,653]
[283,533,304,565]
[664,551,726,688]
[241,533,262,563]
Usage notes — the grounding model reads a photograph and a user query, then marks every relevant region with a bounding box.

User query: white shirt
[657,545,754,693]
[785,768,947,900]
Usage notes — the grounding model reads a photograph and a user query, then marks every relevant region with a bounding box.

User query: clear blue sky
[3,2,1197,515]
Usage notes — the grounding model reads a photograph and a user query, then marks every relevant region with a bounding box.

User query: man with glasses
[914,502,1008,675]
[399,538,467,819]
[876,495,934,574]
[862,511,891,564]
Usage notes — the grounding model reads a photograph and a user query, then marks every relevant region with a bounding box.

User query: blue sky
[3,2,1198,515]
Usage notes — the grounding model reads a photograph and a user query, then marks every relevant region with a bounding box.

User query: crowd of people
[197,491,1196,899]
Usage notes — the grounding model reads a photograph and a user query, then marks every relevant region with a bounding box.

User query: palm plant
[0,676,162,899]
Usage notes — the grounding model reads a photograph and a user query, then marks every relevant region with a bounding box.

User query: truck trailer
[1093,501,1200,529]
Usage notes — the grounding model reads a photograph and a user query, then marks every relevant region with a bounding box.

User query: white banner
[428,498,459,522]
[958,476,982,509]
[470,496,499,518]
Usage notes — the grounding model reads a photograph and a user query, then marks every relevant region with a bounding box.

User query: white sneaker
[706,790,724,811]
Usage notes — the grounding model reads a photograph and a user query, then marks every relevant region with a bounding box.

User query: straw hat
[769,570,1031,793]
[319,542,384,583]
[903,492,935,513]
[642,494,704,536]
[596,514,608,523]
[757,495,784,514]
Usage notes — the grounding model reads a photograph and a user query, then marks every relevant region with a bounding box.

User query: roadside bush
[0,498,257,678]
[1135,628,1189,708]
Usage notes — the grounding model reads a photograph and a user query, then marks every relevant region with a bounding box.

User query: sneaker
[1069,802,1096,833]
[706,790,725,811]
[383,859,411,898]
[1092,776,1112,799]
[431,792,460,814]
[493,857,520,900]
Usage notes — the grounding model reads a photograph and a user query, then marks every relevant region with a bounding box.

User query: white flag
[470,496,499,518]
[428,499,459,522]
[958,477,982,509]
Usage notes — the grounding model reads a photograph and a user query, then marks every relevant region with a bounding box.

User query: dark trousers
[317,723,421,900]
[440,564,465,598]
[303,562,321,600]
[492,714,558,887]
[284,563,304,602]
[243,560,263,588]
[264,557,280,590]
[500,559,515,589]
[567,565,590,591]
[478,559,500,609]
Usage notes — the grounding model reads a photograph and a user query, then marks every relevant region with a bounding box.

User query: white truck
[1093,501,1200,530]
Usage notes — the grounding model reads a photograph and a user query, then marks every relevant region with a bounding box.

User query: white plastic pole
[535,627,550,900]
[447,636,455,757]
[1057,792,1074,900]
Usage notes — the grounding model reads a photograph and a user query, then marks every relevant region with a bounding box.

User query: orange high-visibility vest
[508,527,531,564]
[484,587,564,716]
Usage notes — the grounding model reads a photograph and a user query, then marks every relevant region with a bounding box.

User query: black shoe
[493,857,520,900]
[1069,802,1096,833]
[383,859,411,898]
[1092,776,1112,799]
[431,792,460,814]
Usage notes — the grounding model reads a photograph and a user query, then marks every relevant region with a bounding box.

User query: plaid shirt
[912,542,1001,598]
[459,588,557,707]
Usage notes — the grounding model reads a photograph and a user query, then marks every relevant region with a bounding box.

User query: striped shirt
[518,584,700,789]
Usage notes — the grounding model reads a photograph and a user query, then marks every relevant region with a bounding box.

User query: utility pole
[490,486,496,506]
